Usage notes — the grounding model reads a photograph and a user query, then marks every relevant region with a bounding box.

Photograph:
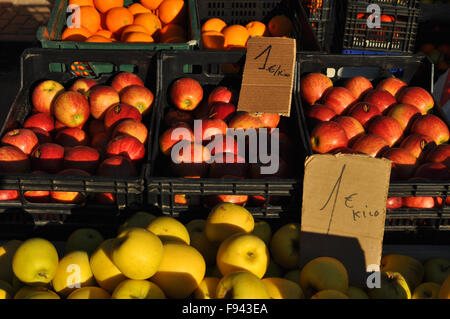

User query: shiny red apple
[1,129,38,155]
[351,133,389,157]
[53,91,90,128]
[88,85,120,120]
[310,121,348,154]
[170,77,204,111]
[362,89,397,113]
[23,112,55,132]
[396,87,434,115]
[111,72,145,94]
[30,143,65,173]
[344,76,373,100]
[332,115,365,146]
[119,85,154,115]
[346,102,381,128]
[410,114,449,145]
[300,73,333,106]
[367,115,404,147]
[31,80,65,114]
[386,103,421,131]
[320,87,356,115]
[376,77,407,97]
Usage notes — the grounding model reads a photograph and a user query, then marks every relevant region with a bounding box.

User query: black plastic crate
[146,50,305,219]
[0,48,158,222]
[195,0,320,51]
[334,0,421,54]
[300,0,336,52]
[295,52,450,232]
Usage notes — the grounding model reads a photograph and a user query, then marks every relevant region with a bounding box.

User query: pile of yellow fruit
[0,202,449,299]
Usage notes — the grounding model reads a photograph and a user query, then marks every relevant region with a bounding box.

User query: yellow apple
[186,219,219,267]
[90,238,127,293]
[252,220,272,245]
[299,256,349,298]
[0,240,22,284]
[118,211,157,234]
[284,269,301,283]
[52,250,96,297]
[111,279,166,299]
[216,233,269,279]
[438,274,450,299]
[0,279,14,299]
[205,203,254,243]
[367,271,411,299]
[423,257,450,284]
[14,286,60,299]
[151,242,206,299]
[346,286,369,299]
[64,228,104,256]
[412,282,441,299]
[12,238,59,286]
[311,289,349,299]
[67,286,111,299]
[146,216,190,245]
[193,277,220,299]
[264,258,284,278]
[269,223,300,270]
[216,271,270,299]
[381,254,424,290]
[111,227,164,280]
[262,277,304,299]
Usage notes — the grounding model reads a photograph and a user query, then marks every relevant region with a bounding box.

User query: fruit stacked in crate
[0,72,153,205]
[62,0,188,44]
[300,72,450,210]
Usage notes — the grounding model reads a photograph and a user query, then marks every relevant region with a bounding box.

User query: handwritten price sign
[238,37,296,116]
[299,154,391,285]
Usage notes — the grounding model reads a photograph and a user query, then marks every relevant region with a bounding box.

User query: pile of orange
[62,0,187,44]
[201,15,293,50]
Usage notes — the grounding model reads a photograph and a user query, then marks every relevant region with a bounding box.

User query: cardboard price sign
[237,37,296,116]
[299,154,391,286]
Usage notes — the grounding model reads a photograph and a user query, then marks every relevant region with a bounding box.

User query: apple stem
[38,272,47,279]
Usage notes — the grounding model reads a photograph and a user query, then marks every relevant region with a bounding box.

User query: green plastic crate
[37,0,200,50]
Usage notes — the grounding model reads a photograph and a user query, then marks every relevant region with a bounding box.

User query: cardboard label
[299,154,391,286]
[238,37,296,117]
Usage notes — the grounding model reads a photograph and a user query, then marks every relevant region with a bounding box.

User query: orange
[267,15,293,37]
[201,18,227,33]
[246,21,268,37]
[85,34,113,42]
[68,0,94,7]
[128,3,151,15]
[222,25,249,49]
[158,0,186,25]
[201,30,225,50]
[141,0,164,10]
[95,29,113,38]
[160,23,186,42]
[133,12,162,37]
[105,7,134,38]
[93,0,123,13]
[76,5,101,34]
[120,24,151,41]
[123,31,155,43]
[61,26,93,41]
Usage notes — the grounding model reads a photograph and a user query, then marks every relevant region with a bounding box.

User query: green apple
[269,223,300,270]
[412,282,441,299]
[64,228,104,256]
[284,269,301,283]
[346,286,369,299]
[423,258,450,285]
[367,271,411,299]
[252,220,272,245]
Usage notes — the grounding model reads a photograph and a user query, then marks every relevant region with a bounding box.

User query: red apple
[112,119,148,144]
[89,85,120,120]
[97,155,137,177]
[89,119,106,137]
[54,120,85,131]
[164,109,193,127]
[55,127,89,149]
[31,80,65,114]
[91,131,110,157]
[1,129,38,155]
[0,145,30,173]
[50,168,90,204]
[386,197,403,209]
[208,102,236,122]
[30,143,65,173]
[170,77,203,111]
[29,127,52,144]
[403,196,442,209]
[103,103,142,131]
[206,134,240,156]
[111,72,144,94]
[208,152,247,178]
[306,104,337,125]
[196,118,228,142]
[362,89,397,113]
[344,76,373,100]
[69,78,98,96]
[386,103,421,131]
[24,170,51,203]
[23,112,55,132]
[119,85,154,115]
[399,133,435,160]
[207,86,235,106]
[193,99,211,120]
[351,134,389,157]
[0,190,19,201]
[256,113,280,129]
[410,114,450,145]
[320,87,356,115]
[382,147,418,180]
[170,141,211,178]
[63,146,100,174]
[414,162,450,180]
[228,111,264,129]
[106,135,146,164]
[53,91,90,128]
[159,122,194,156]
[426,144,450,169]
[310,121,348,154]
[376,77,407,97]
[300,73,333,106]
[396,87,434,114]
[346,102,381,128]
[367,116,404,147]
[332,115,365,146]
